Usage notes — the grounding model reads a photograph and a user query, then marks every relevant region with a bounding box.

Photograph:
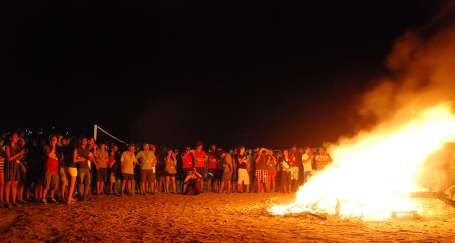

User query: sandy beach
[0,193,454,242]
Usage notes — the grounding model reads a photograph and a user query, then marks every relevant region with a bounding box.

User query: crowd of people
[0,131,333,208]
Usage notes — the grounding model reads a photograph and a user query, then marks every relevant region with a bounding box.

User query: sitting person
[183,167,203,195]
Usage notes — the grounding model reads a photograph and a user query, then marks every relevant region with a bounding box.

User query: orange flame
[270,103,455,220]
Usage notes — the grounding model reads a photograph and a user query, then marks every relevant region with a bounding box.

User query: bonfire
[270,103,455,220]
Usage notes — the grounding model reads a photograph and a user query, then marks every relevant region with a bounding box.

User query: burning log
[411,191,455,208]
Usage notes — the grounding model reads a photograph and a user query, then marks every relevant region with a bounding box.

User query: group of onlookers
[0,131,333,208]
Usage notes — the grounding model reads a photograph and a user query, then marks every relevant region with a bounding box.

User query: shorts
[122,173,134,180]
[290,167,299,181]
[44,171,59,190]
[97,168,107,182]
[67,167,78,177]
[183,169,193,177]
[208,169,219,179]
[141,169,156,182]
[268,171,276,177]
[238,168,249,185]
[78,168,91,186]
[196,167,205,179]
[280,171,290,186]
[5,161,20,182]
[59,167,68,185]
[255,170,268,183]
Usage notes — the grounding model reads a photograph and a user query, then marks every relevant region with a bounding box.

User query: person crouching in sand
[183,168,202,195]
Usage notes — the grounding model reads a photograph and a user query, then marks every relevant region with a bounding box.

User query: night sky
[2,1,444,148]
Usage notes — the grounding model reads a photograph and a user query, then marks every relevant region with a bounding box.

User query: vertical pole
[94,124,98,141]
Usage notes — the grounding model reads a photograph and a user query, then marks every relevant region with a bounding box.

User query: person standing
[266,150,277,193]
[314,147,332,171]
[16,136,28,203]
[58,137,71,203]
[136,144,157,195]
[42,135,61,204]
[220,150,233,193]
[165,149,177,193]
[107,144,120,194]
[5,132,27,208]
[302,147,314,183]
[75,137,91,201]
[289,146,300,192]
[255,148,269,193]
[120,145,137,195]
[0,145,5,207]
[207,145,220,192]
[95,143,109,195]
[237,146,250,193]
[279,150,291,193]
[62,137,77,205]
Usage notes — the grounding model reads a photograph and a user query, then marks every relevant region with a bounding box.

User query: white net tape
[94,125,128,145]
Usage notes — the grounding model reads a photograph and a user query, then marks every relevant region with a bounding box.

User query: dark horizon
[1,1,445,148]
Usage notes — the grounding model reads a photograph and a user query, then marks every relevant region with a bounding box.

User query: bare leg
[171,176,176,193]
[0,173,4,206]
[140,181,145,195]
[67,176,77,205]
[11,181,17,205]
[5,181,11,206]
[165,176,169,193]
[17,183,24,201]
[121,180,127,195]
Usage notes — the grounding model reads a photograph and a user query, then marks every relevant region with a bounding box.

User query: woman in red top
[42,136,60,204]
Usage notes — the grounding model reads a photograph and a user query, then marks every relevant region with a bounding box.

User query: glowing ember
[270,103,455,220]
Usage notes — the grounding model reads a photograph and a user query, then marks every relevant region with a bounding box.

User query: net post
[94,124,98,141]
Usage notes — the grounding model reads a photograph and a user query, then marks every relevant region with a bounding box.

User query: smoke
[354,2,455,190]
[359,2,455,121]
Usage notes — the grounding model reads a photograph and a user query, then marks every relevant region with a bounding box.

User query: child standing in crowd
[220,150,233,193]
[120,144,137,195]
[42,136,61,204]
[165,149,177,193]
[136,144,157,195]
[95,143,109,195]
[237,146,250,193]
[5,132,27,208]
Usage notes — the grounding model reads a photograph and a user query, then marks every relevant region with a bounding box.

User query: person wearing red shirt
[191,142,207,192]
[42,136,61,204]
